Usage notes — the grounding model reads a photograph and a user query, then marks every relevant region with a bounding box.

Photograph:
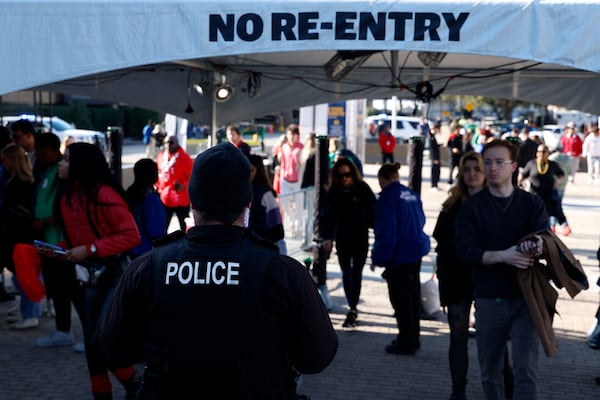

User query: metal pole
[407,136,424,196]
[107,126,123,186]
[210,98,217,149]
[312,136,329,286]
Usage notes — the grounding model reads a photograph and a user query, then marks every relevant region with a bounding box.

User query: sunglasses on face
[337,172,352,178]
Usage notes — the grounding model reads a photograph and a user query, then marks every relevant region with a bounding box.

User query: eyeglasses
[337,172,352,179]
[484,159,513,168]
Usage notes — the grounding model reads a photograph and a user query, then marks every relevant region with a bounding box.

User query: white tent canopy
[2,0,600,124]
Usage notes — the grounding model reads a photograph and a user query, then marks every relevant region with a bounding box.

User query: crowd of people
[1,116,598,400]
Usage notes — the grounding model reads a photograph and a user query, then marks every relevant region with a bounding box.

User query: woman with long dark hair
[247,154,286,254]
[322,157,376,328]
[126,158,167,258]
[58,142,141,400]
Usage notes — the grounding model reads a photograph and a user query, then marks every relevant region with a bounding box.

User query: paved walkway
[1,162,599,399]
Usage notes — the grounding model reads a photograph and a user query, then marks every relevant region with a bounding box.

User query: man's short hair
[10,119,35,135]
[35,132,61,152]
[483,138,519,162]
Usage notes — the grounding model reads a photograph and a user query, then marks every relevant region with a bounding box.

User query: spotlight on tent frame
[214,84,234,102]
[213,74,234,103]
[324,51,377,82]
[417,51,447,68]
[193,81,209,95]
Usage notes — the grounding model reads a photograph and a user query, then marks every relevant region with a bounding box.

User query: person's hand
[323,240,333,252]
[65,245,89,264]
[504,246,535,270]
[518,235,543,257]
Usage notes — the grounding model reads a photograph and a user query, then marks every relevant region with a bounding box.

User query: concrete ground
[1,152,599,399]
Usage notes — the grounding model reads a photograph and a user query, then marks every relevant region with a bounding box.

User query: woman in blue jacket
[126,159,167,258]
[372,162,430,355]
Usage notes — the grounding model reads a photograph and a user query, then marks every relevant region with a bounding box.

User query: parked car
[1,114,107,153]
[537,124,585,151]
[539,124,563,151]
[365,114,432,143]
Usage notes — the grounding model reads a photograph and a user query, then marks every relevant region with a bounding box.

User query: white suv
[365,114,431,142]
[2,114,107,153]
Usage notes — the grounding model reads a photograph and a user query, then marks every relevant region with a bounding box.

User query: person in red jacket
[560,121,583,183]
[156,135,194,231]
[378,123,396,164]
[57,142,141,400]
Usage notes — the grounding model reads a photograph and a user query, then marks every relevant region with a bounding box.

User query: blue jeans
[475,297,539,400]
[12,276,41,319]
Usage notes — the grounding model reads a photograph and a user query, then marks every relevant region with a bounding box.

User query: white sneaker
[10,317,39,330]
[73,341,86,353]
[36,331,73,348]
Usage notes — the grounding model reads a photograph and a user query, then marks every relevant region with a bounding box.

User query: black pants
[381,152,394,164]
[41,258,75,332]
[384,261,421,351]
[311,244,330,286]
[448,156,461,184]
[431,160,441,188]
[71,259,122,377]
[336,241,368,310]
[448,299,472,393]
[544,197,567,225]
[165,205,190,232]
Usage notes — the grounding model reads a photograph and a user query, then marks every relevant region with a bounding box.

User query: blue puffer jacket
[372,181,430,267]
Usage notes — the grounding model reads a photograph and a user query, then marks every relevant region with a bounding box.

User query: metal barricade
[278,187,315,256]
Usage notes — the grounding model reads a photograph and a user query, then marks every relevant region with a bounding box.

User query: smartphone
[33,240,67,255]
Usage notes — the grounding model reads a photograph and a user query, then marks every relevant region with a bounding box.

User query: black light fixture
[324,51,378,82]
[213,72,234,103]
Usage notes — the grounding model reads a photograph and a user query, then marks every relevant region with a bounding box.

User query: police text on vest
[165,261,240,286]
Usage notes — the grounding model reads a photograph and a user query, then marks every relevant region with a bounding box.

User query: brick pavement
[1,163,599,400]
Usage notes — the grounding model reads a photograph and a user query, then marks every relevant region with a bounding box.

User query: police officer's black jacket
[98,224,338,399]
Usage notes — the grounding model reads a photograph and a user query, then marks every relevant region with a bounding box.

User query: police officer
[98,142,338,399]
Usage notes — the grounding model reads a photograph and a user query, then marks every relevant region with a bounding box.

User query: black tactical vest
[142,230,296,399]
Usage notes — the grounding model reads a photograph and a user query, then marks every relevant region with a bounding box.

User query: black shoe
[342,310,357,328]
[385,342,418,355]
[93,392,113,400]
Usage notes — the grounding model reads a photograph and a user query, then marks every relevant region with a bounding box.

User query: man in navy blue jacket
[372,162,430,355]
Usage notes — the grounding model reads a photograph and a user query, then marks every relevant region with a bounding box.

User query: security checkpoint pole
[407,135,424,197]
[311,135,332,310]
